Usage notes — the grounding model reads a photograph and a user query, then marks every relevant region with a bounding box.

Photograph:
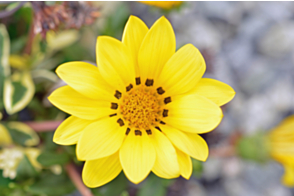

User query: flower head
[268,115,294,187]
[140,1,182,9]
[49,15,235,187]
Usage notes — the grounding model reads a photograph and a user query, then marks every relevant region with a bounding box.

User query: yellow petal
[270,115,294,138]
[82,152,122,188]
[122,15,148,77]
[77,117,126,160]
[120,130,156,184]
[0,124,12,145]
[96,36,136,91]
[282,164,294,187]
[176,148,192,179]
[156,44,205,97]
[150,128,180,179]
[53,116,93,145]
[160,124,209,161]
[56,61,116,101]
[271,154,294,165]
[189,78,235,106]
[164,94,223,134]
[138,16,176,83]
[140,1,182,9]
[48,85,113,120]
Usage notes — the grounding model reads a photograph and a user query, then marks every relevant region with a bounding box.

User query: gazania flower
[140,1,182,9]
[268,115,294,187]
[49,15,235,187]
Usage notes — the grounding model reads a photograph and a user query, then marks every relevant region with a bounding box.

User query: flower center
[120,86,163,130]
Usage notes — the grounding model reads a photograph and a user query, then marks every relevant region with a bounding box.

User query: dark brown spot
[109,113,117,117]
[160,121,166,125]
[146,129,152,135]
[145,79,154,86]
[114,90,122,99]
[126,128,131,135]
[157,87,165,95]
[163,109,168,117]
[126,84,133,92]
[117,118,124,126]
[164,97,171,104]
[111,103,118,109]
[136,77,141,85]
[155,126,162,131]
[135,130,142,136]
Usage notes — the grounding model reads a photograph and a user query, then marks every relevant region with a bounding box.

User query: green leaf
[16,155,38,179]
[101,3,130,39]
[192,159,203,177]
[28,172,75,196]
[46,30,80,52]
[137,173,173,196]
[99,172,128,196]
[3,71,35,114]
[37,151,70,167]
[236,132,270,163]
[5,122,39,146]
[0,24,11,108]
[0,170,12,187]
[30,69,59,83]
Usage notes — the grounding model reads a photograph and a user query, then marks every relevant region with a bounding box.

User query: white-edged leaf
[4,71,35,114]
[46,30,79,52]
[0,24,11,109]
[31,69,59,83]
[6,121,40,146]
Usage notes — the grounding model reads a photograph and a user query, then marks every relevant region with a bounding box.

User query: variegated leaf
[4,71,35,114]
[0,24,11,110]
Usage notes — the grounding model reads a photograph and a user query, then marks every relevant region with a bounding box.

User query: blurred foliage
[236,132,270,163]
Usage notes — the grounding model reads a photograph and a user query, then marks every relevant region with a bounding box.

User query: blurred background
[0,1,294,196]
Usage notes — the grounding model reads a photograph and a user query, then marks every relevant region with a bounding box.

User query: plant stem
[210,145,236,157]
[24,120,62,132]
[65,163,93,196]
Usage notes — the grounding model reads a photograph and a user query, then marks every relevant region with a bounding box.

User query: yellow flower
[268,115,294,187]
[140,1,182,9]
[48,15,235,187]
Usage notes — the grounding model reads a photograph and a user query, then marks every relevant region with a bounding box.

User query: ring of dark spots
[136,77,141,85]
[146,129,152,135]
[126,84,133,92]
[109,113,117,117]
[164,97,171,104]
[162,109,168,117]
[160,121,166,125]
[117,118,125,126]
[145,79,154,86]
[157,87,165,95]
[111,103,118,109]
[126,128,131,135]
[135,130,142,136]
[114,90,122,99]
[155,126,162,131]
